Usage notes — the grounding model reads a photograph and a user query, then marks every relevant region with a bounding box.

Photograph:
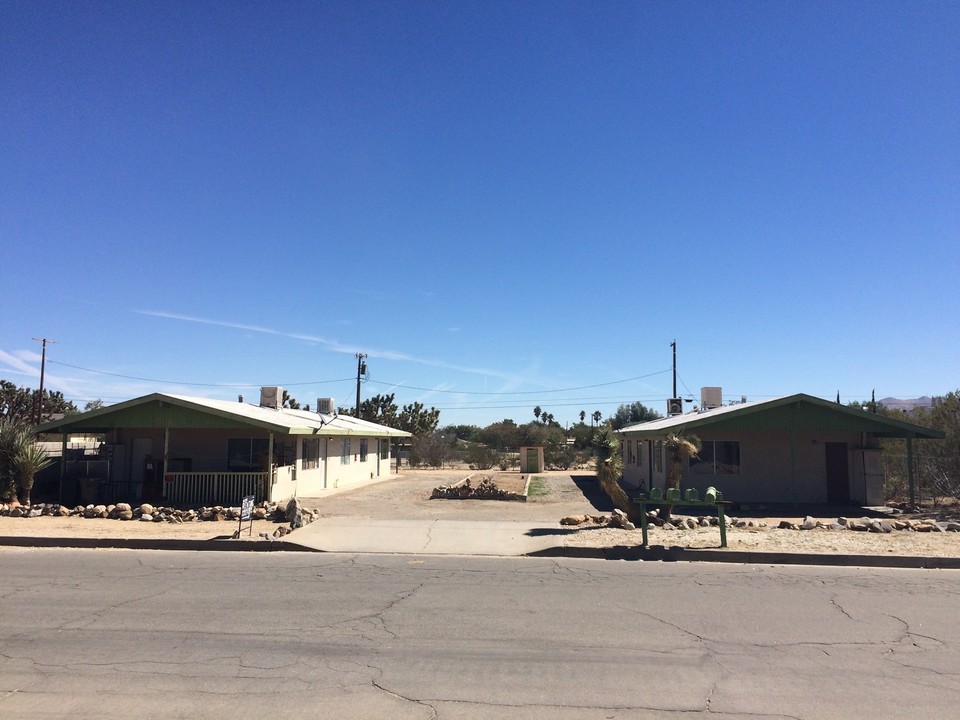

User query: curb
[0,536,319,552]
[3,535,960,569]
[528,544,960,569]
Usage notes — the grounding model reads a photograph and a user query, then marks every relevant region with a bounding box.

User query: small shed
[519,446,545,473]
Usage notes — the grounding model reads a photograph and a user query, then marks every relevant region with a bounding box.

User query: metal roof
[35,393,412,438]
[617,393,944,439]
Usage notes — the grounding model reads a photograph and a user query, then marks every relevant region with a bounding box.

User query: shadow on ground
[525,527,580,537]
[570,475,615,513]
[729,503,893,519]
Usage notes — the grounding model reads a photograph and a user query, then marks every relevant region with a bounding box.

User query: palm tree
[593,427,642,524]
[579,410,586,425]
[662,431,701,520]
[533,406,542,424]
[592,410,602,427]
[13,441,53,506]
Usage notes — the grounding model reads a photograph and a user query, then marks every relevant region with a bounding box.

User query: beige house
[36,388,410,507]
[618,392,943,506]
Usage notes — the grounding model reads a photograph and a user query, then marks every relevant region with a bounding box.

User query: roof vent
[316,397,335,415]
[700,387,723,409]
[260,386,283,409]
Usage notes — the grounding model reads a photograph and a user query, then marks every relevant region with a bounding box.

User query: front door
[825,442,850,504]
[130,437,154,502]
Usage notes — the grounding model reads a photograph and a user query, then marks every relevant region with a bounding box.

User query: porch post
[907,436,915,507]
[324,437,329,489]
[58,433,68,503]
[790,430,798,507]
[267,432,274,500]
[163,428,170,501]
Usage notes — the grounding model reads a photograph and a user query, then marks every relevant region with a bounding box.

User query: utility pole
[354,353,368,417]
[671,340,677,399]
[32,337,56,425]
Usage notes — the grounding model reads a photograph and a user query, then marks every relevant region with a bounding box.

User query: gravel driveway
[299,469,612,522]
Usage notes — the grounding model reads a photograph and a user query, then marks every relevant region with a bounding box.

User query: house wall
[100,426,395,502]
[289,435,395,497]
[622,429,864,504]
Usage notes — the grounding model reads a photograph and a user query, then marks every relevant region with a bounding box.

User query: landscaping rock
[800,516,818,530]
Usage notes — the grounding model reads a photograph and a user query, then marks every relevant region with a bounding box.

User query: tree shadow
[570,475,615,513]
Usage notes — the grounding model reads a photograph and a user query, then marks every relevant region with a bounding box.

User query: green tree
[398,402,440,437]
[441,424,480,442]
[358,393,400,426]
[281,390,300,409]
[579,410,586,424]
[610,402,662,430]
[477,419,520,451]
[592,410,602,427]
[0,380,77,426]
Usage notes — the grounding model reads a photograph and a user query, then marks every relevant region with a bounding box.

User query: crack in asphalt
[830,594,856,621]
[370,679,438,719]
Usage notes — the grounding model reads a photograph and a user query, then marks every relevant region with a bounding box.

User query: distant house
[35,388,410,507]
[618,391,943,506]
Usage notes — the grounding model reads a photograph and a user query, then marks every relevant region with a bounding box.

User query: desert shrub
[545,445,577,470]
[410,432,450,468]
[466,444,498,470]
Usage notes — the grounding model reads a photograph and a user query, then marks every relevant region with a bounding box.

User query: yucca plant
[662,431,701,520]
[13,438,54,506]
[593,426,641,524]
[0,419,30,502]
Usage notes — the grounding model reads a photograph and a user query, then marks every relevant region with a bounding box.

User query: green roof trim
[618,393,944,440]
[35,393,411,438]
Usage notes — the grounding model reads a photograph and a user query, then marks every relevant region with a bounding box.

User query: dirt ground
[2,469,960,557]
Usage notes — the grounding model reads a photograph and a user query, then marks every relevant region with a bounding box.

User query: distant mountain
[879,396,934,412]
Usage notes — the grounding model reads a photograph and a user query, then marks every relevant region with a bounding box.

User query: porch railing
[163,472,268,506]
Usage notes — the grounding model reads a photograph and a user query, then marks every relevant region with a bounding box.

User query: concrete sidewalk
[284,517,574,556]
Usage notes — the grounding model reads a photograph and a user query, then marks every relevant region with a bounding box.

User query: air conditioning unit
[316,397,335,415]
[667,398,684,416]
[700,386,723,409]
[260,386,283,409]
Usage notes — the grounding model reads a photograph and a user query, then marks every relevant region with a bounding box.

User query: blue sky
[2,1,957,427]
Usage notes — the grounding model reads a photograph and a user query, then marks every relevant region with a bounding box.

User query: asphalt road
[2,549,959,719]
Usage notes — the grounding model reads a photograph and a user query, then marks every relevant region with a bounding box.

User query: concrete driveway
[285,469,610,555]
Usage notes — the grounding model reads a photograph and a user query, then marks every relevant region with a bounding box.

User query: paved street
[2,549,959,719]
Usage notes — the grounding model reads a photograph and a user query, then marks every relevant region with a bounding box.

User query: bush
[466,445,498,470]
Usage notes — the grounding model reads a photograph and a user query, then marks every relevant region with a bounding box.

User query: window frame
[302,438,320,470]
[690,440,741,475]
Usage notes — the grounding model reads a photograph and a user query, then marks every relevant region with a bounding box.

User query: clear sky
[2,1,958,428]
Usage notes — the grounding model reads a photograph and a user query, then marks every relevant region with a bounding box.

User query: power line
[46,359,670,396]
[373,369,672,396]
[47,360,353,387]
